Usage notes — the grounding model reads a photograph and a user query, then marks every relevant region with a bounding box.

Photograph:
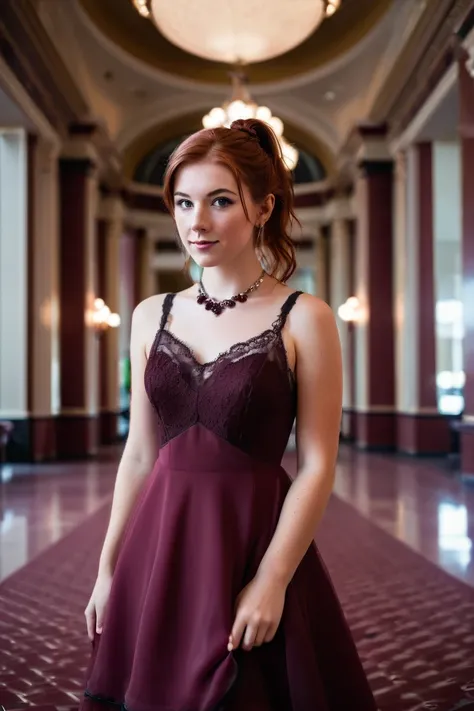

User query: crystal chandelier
[130,1,341,64]
[202,72,298,171]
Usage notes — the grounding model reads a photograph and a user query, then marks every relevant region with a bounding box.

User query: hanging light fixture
[129,0,342,170]
[130,1,341,63]
[202,71,298,171]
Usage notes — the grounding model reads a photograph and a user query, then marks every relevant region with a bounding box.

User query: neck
[200,254,266,299]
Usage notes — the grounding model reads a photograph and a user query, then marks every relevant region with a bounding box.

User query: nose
[191,203,210,235]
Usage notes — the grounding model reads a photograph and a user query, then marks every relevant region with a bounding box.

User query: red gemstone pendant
[196,269,265,314]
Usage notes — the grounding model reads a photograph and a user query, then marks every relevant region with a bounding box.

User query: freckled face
[173,161,260,267]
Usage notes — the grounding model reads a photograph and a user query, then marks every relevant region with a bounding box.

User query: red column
[459,54,474,478]
[57,158,99,457]
[355,160,396,450]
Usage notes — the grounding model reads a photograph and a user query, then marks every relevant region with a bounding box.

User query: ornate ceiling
[78,0,392,85]
[30,0,431,183]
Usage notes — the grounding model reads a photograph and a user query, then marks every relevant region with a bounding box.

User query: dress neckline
[158,290,302,370]
[160,321,283,370]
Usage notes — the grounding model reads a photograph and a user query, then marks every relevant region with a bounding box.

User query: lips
[190,240,218,245]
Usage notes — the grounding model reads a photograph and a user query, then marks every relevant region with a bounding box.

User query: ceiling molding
[0,54,58,143]
[371,0,471,138]
[0,0,89,135]
[389,62,458,152]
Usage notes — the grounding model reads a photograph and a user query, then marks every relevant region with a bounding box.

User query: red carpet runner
[1,495,473,711]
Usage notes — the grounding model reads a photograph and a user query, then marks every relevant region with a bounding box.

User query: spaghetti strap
[148,293,175,360]
[277,290,303,330]
[159,293,175,332]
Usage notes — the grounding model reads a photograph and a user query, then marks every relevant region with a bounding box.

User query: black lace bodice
[144,291,303,465]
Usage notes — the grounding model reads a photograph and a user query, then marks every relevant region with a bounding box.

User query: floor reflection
[1,443,474,587]
[0,451,117,581]
[332,446,474,586]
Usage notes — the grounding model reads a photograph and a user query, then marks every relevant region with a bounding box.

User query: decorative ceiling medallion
[131,0,341,64]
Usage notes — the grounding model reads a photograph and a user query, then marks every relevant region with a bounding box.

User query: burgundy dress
[80,291,377,711]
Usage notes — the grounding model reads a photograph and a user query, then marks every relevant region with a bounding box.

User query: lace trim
[158,311,286,370]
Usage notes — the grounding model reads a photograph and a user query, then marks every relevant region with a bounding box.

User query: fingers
[243,623,257,650]
[230,614,274,652]
[84,604,96,642]
[254,624,271,648]
[96,606,105,635]
[229,614,247,651]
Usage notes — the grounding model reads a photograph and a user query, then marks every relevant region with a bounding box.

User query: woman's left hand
[228,572,287,652]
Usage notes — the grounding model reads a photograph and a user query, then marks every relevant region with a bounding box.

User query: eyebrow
[174,188,238,198]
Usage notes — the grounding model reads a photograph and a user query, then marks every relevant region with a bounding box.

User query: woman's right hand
[84,573,113,641]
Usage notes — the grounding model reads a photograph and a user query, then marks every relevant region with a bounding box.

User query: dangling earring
[256,224,264,243]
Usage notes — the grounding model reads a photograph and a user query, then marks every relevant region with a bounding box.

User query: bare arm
[228,295,343,651]
[257,295,342,585]
[97,298,161,578]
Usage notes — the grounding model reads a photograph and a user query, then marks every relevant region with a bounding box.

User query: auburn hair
[162,118,298,283]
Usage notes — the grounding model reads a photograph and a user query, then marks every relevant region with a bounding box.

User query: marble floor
[1,444,473,587]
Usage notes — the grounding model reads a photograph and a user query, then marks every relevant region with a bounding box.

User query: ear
[258,194,275,225]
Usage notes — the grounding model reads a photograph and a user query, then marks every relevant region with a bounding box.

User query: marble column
[57,157,99,457]
[28,137,61,460]
[395,146,450,454]
[458,52,474,478]
[354,159,396,450]
[0,128,28,460]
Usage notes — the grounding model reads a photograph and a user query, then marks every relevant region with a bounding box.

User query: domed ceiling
[78,0,392,85]
[122,109,336,181]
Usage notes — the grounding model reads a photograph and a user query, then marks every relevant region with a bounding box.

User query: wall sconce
[92,298,121,333]
[338,296,361,323]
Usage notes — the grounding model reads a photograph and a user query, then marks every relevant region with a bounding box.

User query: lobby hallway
[1,446,474,711]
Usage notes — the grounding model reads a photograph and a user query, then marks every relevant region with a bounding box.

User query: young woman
[81,119,377,710]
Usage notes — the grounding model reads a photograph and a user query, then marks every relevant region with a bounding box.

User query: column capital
[61,125,101,169]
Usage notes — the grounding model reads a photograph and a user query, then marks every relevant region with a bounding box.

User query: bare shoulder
[132,293,171,355]
[290,293,337,341]
[290,294,342,389]
[134,293,168,323]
